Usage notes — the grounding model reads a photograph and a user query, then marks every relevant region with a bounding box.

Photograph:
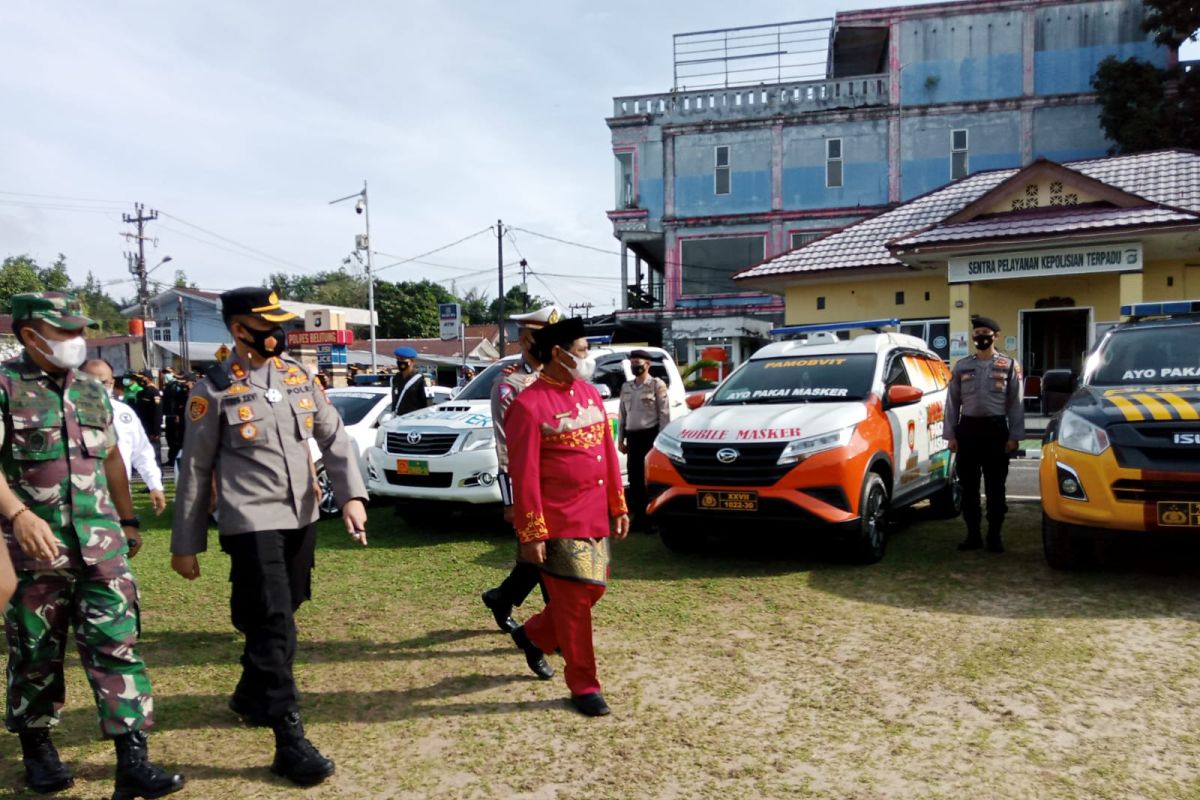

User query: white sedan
[310,386,394,516]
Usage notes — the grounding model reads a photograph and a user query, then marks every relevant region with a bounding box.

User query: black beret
[971,316,1001,333]
[630,349,653,361]
[532,316,586,353]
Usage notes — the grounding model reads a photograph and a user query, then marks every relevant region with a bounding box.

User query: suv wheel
[849,472,889,564]
[660,521,703,554]
[1042,512,1089,570]
[929,461,962,519]
[316,465,339,518]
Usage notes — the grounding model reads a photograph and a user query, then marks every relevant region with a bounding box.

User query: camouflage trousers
[4,556,154,738]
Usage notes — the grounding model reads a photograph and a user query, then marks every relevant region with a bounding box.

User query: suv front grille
[1112,479,1200,503]
[385,432,459,456]
[675,442,791,487]
[1109,421,1200,471]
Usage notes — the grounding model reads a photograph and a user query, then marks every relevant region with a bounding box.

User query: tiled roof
[349,337,496,359]
[891,205,1200,248]
[736,149,1200,281]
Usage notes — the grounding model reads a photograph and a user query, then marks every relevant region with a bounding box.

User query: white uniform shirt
[111,396,164,492]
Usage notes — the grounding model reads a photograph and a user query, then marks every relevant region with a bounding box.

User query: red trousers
[523,573,606,696]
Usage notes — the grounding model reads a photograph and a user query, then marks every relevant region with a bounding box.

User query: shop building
[606,0,1174,368]
[734,149,1200,384]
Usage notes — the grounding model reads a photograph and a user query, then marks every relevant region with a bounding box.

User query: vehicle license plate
[1157,501,1200,527]
[396,459,430,476]
[696,490,758,512]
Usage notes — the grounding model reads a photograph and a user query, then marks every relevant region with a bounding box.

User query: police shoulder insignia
[231,363,247,380]
[188,396,209,421]
[226,384,250,396]
[240,423,257,439]
[273,357,286,371]
[498,384,514,401]
[304,416,314,430]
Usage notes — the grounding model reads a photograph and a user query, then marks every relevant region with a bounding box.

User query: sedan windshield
[1087,324,1200,385]
[710,354,878,405]
[328,393,383,425]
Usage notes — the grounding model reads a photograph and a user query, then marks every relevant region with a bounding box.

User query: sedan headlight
[778,425,856,466]
[1057,410,1110,455]
[655,431,685,464]
[461,428,496,452]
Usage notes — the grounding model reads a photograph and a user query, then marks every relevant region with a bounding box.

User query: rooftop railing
[612,74,890,123]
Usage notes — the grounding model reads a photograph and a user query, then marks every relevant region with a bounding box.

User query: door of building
[1019,307,1091,377]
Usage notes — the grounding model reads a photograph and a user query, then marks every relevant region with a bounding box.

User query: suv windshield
[1088,323,1200,385]
[327,392,382,425]
[454,359,519,401]
[710,353,878,404]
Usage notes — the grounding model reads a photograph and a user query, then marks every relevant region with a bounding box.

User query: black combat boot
[271,712,335,786]
[985,525,1005,553]
[18,728,73,794]
[112,731,185,800]
[957,528,983,551]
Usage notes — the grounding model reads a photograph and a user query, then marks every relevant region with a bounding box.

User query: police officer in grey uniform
[945,316,1024,553]
[481,305,560,632]
[618,349,670,532]
[170,287,368,786]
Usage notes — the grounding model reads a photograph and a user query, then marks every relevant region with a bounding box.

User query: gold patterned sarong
[542,538,610,586]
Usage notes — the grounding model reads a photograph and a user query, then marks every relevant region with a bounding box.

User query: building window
[826,139,843,188]
[615,152,635,209]
[790,231,825,250]
[951,129,969,180]
[151,327,172,342]
[680,235,765,295]
[895,291,905,305]
[816,296,826,310]
[714,146,731,195]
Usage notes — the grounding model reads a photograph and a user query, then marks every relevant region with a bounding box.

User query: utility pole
[178,294,190,373]
[123,203,157,371]
[329,181,377,372]
[519,258,529,312]
[497,219,506,354]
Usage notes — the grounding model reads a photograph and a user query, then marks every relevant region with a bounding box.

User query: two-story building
[607,0,1174,367]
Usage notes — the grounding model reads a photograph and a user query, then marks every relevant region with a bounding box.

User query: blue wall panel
[781,162,889,210]
[674,170,771,217]
[638,177,664,223]
[901,53,1024,105]
[900,151,1021,200]
[1035,147,1111,165]
[1035,41,1166,95]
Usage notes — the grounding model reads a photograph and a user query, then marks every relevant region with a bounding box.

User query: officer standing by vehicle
[391,346,429,417]
[946,316,1024,553]
[171,287,368,787]
[0,293,184,799]
[481,305,560,632]
[618,349,670,532]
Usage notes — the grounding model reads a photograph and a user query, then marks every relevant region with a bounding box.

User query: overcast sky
[1,2,1195,315]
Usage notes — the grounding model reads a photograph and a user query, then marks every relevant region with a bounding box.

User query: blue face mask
[123,378,133,387]
[163,374,176,384]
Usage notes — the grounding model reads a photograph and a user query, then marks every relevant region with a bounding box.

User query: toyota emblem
[406,431,422,445]
[716,448,739,464]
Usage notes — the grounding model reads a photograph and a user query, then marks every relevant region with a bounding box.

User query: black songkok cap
[971,316,1001,333]
[630,349,653,361]
[532,316,586,352]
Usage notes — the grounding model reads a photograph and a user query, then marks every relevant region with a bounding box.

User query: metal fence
[673,18,834,91]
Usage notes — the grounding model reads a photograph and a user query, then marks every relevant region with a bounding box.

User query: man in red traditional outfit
[504,316,630,717]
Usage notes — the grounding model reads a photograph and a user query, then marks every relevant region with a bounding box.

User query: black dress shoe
[18,729,74,794]
[511,626,554,680]
[957,536,983,551]
[481,588,518,633]
[571,692,611,717]
[228,695,270,727]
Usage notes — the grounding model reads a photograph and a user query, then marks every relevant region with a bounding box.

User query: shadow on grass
[140,628,513,668]
[317,507,509,551]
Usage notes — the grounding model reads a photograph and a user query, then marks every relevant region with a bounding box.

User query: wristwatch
[120,517,141,529]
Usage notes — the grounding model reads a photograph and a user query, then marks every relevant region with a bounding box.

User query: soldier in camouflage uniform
[0,293,184,799]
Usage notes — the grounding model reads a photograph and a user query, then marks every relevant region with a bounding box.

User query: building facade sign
[948,242,1142,284]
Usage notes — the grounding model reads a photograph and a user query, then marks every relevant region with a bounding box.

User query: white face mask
[559,349,596,382]
[30,331,88,370]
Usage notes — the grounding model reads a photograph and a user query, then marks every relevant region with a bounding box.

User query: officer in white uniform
[82,359,167,516]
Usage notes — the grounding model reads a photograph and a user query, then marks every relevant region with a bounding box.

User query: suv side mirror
[1041,369,1077,415]
[686,391,709,410]
[376,412,395,428]
[886,385,924,408]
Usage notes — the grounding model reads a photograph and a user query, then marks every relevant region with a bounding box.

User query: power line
[157,210,313,272]
[372,227,494,274]
[0,190,130,205]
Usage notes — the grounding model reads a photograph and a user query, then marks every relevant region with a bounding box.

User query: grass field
[3,492,1200,799]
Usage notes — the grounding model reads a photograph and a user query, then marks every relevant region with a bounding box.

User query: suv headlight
[778,426,856,466]
[655,431,685,464]
[461,428,495,452]
[374,427,387,449]
[1057,410,1110,455]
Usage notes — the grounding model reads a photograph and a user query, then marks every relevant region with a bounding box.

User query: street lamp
[330,181,378,372]
[149,255,173,274]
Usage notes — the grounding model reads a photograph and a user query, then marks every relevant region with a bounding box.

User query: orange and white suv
[645,320,960,563]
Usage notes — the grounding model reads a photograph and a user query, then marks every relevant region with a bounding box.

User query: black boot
[957,527,983,551]
[229,694,270,727]
[271,712,335,787]
[18,729,73,794]
[112,731,186,800]
[986,526,1004,553]
[511,625,554,680]
[481,588,517,633]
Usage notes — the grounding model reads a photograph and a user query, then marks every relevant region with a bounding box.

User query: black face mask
[974,334,995,351]
[239,324,286,358]
[632,364,646,376]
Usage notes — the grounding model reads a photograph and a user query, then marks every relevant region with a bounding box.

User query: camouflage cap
[11,292,98,330]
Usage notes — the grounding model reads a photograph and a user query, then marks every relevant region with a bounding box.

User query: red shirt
[506,374,627,544]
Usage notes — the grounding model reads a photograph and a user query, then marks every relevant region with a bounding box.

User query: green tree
[1092,3,1200,153]
[460,287,491,324]
[374,279,459,338]
[77,271,127,334]
[487,285,552,323]
[0,256,46,309]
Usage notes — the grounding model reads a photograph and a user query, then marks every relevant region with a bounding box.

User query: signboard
[143,320,157,329]
[214,344,231,362]
[948,242,1142,284]
[286,329,355,347]
[439,303,461,342]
